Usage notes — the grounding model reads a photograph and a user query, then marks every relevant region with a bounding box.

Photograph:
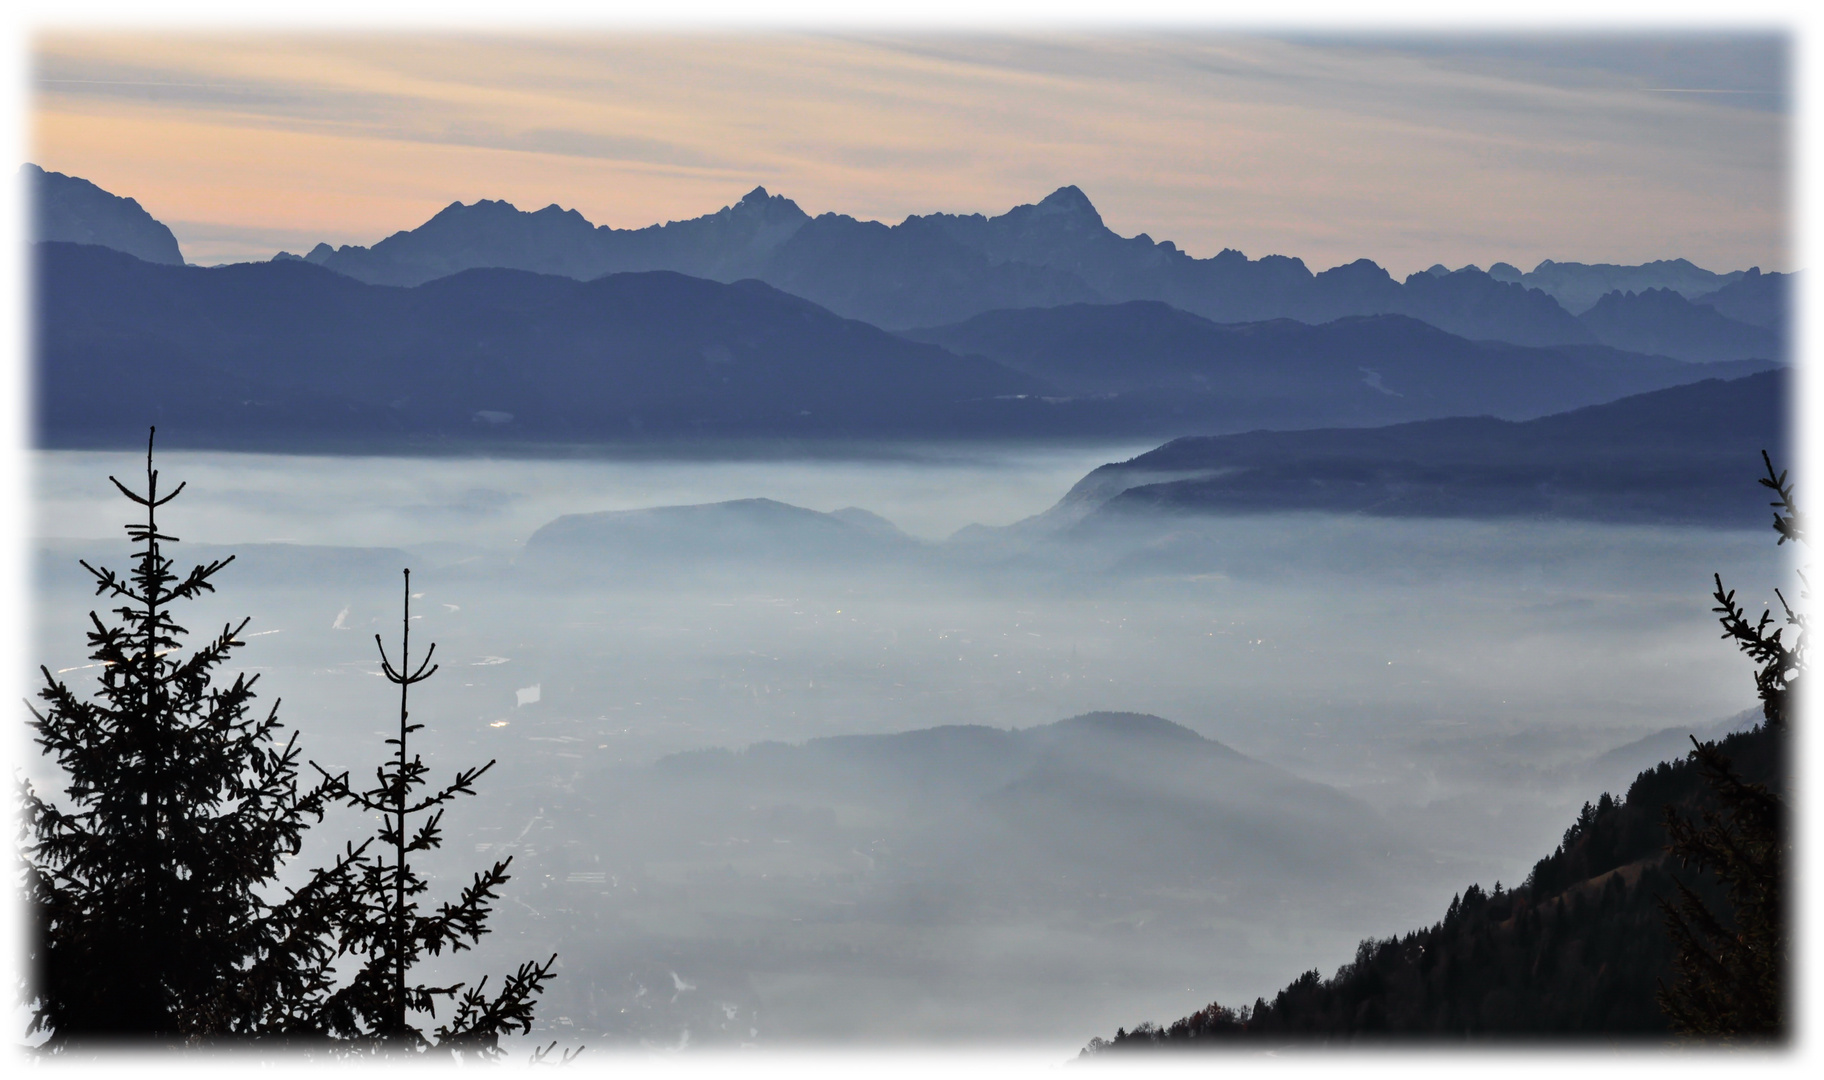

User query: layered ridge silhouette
[37,241,1775,450]
[1041,370,1786,528]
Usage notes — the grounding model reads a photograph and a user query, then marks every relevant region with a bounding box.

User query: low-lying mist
[25,444,1782,1051]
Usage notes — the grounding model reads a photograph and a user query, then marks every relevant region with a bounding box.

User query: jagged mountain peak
[427,197,530,223]
[684,185,811,232]
[26,162,186,266]
[1026,184,1105,226]
[1038,184,1095,210]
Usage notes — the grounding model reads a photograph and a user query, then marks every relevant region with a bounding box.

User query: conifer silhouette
[1657,450,1795,1038]
[22,429,356,1048]
[312,569,557,1058]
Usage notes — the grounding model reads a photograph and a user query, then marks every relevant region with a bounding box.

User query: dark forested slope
[1059,370,1786,528]
[1083,718,1787,1047]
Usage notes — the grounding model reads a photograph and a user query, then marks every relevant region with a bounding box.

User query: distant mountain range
[35,162,1780,338]
[1690,268,1788,333]
[31,164,1790,361]
[284,183,1784,357]
[28,164,1792,450]
[34,242,1040,447]
[35,241,1773,450]
[906,300,1770,425]
[508,373,1785,572]
[1488,257,1755,314]
[26,163,185,266]
[1032,370,1786,529]
[1576,287,1782,363]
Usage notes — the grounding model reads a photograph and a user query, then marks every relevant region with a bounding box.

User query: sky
[26,29,1791,274]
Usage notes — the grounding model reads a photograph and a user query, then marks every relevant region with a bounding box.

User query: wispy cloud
[30,31,1788,272]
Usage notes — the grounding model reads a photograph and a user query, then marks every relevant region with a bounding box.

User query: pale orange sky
[30,31,1791,273]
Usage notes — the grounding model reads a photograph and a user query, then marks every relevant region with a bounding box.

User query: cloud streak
[31,31,1787,272]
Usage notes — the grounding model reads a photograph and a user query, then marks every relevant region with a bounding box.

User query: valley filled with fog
[25,443,1780,1052]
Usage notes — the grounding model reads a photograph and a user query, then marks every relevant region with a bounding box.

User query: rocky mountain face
[26,163,185,266]
[1691,267,1793,333]
[311,185,812,286]
[1491,257,1752,314]
[1576,287,1783,362]
[292,184,1782,355]
[31,164,1788,361]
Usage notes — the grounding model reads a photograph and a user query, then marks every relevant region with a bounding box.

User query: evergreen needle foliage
[21,430,356,1049]
[311,569,558,1058]
[1656,450,1796,1038]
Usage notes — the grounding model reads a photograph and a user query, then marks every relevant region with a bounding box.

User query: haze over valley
[27,438,1781,1047]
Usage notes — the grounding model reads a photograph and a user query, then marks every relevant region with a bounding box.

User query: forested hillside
[1084,718,1786,1046]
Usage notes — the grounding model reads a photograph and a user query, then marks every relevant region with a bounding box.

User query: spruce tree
[312,569,558,1058]
[1657,450,1796,1038]
[22,430,356,1048]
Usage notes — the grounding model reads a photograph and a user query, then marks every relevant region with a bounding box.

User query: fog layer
[26,445,1780,1051]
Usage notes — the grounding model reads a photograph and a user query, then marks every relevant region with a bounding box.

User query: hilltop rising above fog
[1045,370,1787,530]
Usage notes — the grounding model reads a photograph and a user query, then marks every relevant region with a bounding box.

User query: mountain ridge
[26,163,185,266]
[39,241,1771,451]
[287,183,1782,355]
[28,164,1789,360]
[1011,370,1788,532]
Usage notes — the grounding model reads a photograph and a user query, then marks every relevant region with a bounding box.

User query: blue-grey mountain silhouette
[1576,287,1782,363]
[35,166,1787,359]
[1499,258,1753,313]
[1691,267,1793,333]
[906,300,1771,430]
[290,182,1776,352]
[1392,265,1592,346]
[34,241,1047,449]
[1047,370,1786,528]
[315,186,813,286]
[36,241,1778,450]
[36,242,1774,451]
[26,163,184,266]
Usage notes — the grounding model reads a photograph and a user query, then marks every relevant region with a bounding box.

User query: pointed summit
[1034,185,1103,224]
[722,186,809,229]
[26,162,186,265]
